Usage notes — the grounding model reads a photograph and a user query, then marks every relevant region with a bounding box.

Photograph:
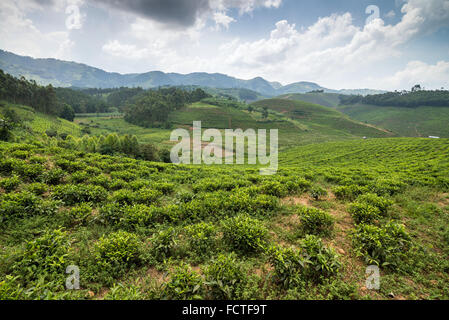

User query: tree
[60,103,75,122]
[248,106,254,113]
[262,107,269,119]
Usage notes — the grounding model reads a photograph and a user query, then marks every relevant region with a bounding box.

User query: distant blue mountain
[0,49,385,96]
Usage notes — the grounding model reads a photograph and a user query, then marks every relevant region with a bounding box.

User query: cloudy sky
[1,0,448,90]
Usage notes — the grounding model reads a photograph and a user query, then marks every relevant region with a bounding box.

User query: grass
[337,104,449,138]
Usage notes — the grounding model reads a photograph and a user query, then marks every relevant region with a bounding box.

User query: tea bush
[310,186,328,201]
[161,264,204,300]
[94,231,142,276]
[53,184,107,205]
[334,185,369,201]
[150,227,178,262]
[0,191,56,222]
[0,175,21,192]
[299,235,341,282]
[260,181,289,198]
[25,182,47,196]
[119,204,154,230]
[0,276,23,300]
[268,245,306,289]
[184,222,217,261]
[356,193,393,216]
[298,206,334,236]
[43,168,65,185]
[348,202,381,225]
[12,229,71,282]
[204,253,248,300]
[221,215,269,254]
[352,222,412,268]
[66,203,92,225]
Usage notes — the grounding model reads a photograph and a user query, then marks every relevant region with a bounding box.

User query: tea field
[1,137,448,300]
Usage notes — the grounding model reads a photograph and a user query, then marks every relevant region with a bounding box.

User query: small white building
[429,136,440,139]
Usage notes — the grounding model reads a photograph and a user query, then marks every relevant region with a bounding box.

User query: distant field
[252,99,394,139]
[278,92,341,108]
[1,103,82,139]
[337,104,449,138]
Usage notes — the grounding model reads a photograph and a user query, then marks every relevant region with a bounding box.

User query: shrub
[298,206,334,236]
[53,184,107,205]
[98,203,124,226]
[70,171,90,184]
[151,182,175,195]
[299,235,341,282]
[204,253,248,300]
[120,204,154,230]
[0,276,23,300]
[25,182,48,196]
[268,246,306,289]
[94,231,141,275]
[222,215,268,254]
[334,185,369,201]
[133,188,163,205]
[43,168,65,185]
[0,191,58,222]
[349,202,381,225]
[352,222,412,268]
[161,264,204,300]
[310,186,328,201]
[184,222,217,261]
[150,227,178,262]
[66,203,92,225]
[14,163,44,182]
[356,193,393,216]
[260,181,288,198]
[12,229,71,282]
[370,179,406,196]
[0,175,21,192]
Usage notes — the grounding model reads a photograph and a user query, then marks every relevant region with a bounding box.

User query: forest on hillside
[340,89,449,107]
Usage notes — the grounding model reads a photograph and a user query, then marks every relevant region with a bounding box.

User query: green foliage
[356,193,393,216]
[184,222,217,261]
[94,231,142,276]
[221,215,269,254]
[150,227,178,262]
[104,282,144,300]
[12,229,70,282]
[299,235,341,281]
[334,185,369,201]
[298,206,334,236]
[161,264,204,300]
[66,203,92,225]
[0,175,21,192]
[268,236,340,289]
[349,202,381,225]
[352,222,412,268]
[43,168,65,185]
[204,253,248,300]
[310,186,328,201]
[0,191,59,222]
[0,276,24,300]
[25,182,48,195]
[52,184,107,205]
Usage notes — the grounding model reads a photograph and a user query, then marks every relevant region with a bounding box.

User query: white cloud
[0,0,74,59]
[384,60,449,89]
[213,12,236,30]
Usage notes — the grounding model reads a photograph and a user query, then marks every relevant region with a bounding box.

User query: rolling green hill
[278,92,342,108]
[0,102,82,140]
[337,104,449,138]
[251,99,394,140]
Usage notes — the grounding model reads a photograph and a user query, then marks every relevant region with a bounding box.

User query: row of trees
[340,88,449,107]
[60,133,169,162]
[124,87,209,128]
[0,69,77,121]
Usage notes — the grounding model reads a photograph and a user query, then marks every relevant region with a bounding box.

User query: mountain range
[0,50,385,97]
